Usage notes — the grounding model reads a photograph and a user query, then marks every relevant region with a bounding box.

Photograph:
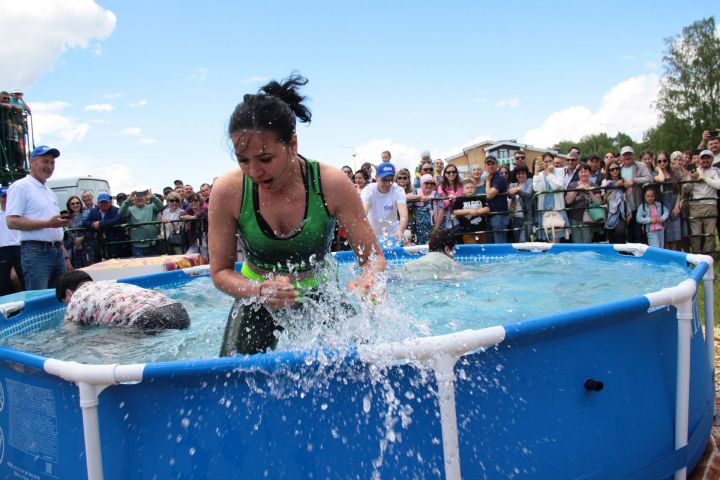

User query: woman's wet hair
[56,270,93,302]
[228,73,311,144]
[428,229,457,253]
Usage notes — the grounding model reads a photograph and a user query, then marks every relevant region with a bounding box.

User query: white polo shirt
[6,175,64,242]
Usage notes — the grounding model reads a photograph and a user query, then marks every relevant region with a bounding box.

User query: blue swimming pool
[0,243,714,479]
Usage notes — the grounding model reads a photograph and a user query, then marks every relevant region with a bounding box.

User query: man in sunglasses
[361,162,409,247]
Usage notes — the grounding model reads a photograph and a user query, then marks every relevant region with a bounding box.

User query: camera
[688,163,698,173]
[135,190,148,198]
[709,130,719,139]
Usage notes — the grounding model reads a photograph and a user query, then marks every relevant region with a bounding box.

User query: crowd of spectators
[342,130,720,256]
[1,130,719,295]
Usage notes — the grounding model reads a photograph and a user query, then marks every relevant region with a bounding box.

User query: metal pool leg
[431,354,462,480]
[674,297,693,480]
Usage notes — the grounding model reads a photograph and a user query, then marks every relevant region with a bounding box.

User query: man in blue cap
[6,145,71,290]
[83,192,124,259]
[360,161,409,247]
[0,186,23,295]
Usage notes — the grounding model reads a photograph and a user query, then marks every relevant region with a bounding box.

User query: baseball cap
[163,186,173,195]
[30,145,60,159]
[485,155,498,164]
[699,149,714,158]
[97,193,111,202]
[376,162,396,178]
[620,146,634,155]
[0,187,7,197]
[420,174,436,184]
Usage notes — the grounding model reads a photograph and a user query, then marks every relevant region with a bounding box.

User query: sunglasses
[608,167,620,172]
[445,170,458,175]
[396,176,409,180]
[516,156,525,159]
[69,202,81,206]
[421,167,433,172]
[657,159,668,164]
[168,199,180,203]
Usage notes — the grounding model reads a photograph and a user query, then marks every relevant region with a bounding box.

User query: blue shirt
[487,174,508,213]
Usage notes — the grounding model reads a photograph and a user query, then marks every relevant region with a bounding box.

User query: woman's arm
[322,165,386,294]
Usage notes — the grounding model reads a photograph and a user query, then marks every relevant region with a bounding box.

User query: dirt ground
[688,333,720,480]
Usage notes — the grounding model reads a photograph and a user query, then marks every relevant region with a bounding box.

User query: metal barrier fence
[398,179,718,256]
[63,217,208,264]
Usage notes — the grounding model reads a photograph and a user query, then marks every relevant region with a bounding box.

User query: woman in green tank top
[209,74,386,356]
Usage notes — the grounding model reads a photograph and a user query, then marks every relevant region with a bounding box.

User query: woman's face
[641,153,654,168]
[68,197,82,213]
[168,197,181,210]
[444,166,458,182]
[656,154,669,170]
[230,130,296,192]
[395,172,410,188]
[341,167,353,180]
[471,166,482,180]
[516,170,527,182]
[354,172,366,187]
[421,181,436,194]
[608,163,621,178]
[499,166,510,177]
[578,168,590,182]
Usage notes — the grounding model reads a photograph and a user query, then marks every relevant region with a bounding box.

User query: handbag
[167,230,184,247]
[587,201,606,222]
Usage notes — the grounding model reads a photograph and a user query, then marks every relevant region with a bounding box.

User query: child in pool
[56,270,190,330]
[636,186,670,249]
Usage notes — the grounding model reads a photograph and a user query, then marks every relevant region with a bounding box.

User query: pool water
[2,251,690,364]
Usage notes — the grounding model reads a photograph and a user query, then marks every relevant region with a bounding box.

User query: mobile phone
[136,190,148,198]
[688,164,698,173]
[60,210,71,220]
[709,130,719,139]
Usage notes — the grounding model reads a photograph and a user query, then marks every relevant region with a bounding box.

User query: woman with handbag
[532,152,569,242]
[161,192,185,254]
[565,163,603,243]
[600,160,632,244]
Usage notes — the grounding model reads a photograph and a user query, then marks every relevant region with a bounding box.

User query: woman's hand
[672,205,681,217]
[347,270,384,304]
[258,277,297,310]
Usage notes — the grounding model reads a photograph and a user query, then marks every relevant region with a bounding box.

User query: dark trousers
[0,245,23,296]
[627,210,643,243]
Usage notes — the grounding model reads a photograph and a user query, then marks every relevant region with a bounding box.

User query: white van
[47,176,112,209]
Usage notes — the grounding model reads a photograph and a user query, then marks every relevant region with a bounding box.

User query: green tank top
[237,157,336,273]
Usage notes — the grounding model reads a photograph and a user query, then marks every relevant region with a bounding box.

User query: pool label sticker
[6,379,58,463]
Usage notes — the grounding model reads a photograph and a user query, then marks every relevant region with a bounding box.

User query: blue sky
[1,0,717,193]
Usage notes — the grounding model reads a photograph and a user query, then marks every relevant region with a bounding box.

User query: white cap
[420,174,436,184]
[620,146,634,155]
[700,149,714,158]
[420,150,431,159]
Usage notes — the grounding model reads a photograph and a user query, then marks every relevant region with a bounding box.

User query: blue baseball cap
[97,193,111,202]
[0,187,7,197]
[376,162,396,178]
[30,145,60,159]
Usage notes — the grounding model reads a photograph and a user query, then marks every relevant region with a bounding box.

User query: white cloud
[119,127,142,136]
[187,68,208,83]
[138,138,156,144]
[0,0,116,89]
[496,97,520,109]
[241,75,271,84]
[523,74,660,147]
[129,100,148,108]
[353,139,424,173]
[32,101,90,143]
[84,103,114,112]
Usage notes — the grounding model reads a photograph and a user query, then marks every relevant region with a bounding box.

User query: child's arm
[658,202,670,222]
[635,205,651,224]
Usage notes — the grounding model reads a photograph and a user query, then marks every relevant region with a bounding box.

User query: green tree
[647,17,720,149]
[554,132,641,156]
